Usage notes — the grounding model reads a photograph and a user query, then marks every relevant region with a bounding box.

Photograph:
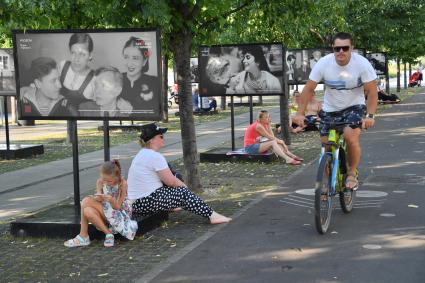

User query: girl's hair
[68,33,94,53]
[101,159,122,180]
[122,36,150,73]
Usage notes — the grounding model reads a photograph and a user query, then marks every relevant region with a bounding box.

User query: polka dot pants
[132,186,213,218]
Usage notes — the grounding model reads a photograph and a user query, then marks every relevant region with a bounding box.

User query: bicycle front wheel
[314,153,333,234]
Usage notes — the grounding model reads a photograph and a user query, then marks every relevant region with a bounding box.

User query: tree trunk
[403,62,407,89]
[162,54,169,122]
[220,96,226,110]
[280,79,290,145]
[396,58,401,93]
[171,29,202,193]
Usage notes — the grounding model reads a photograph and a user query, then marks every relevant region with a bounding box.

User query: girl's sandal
[345,173,359,191]
[64,235,90,248]
[104,234,114,247]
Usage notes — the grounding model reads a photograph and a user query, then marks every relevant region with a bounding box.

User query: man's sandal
[64,235,90,248]
[104,234,114,247]
[345,172,359,191]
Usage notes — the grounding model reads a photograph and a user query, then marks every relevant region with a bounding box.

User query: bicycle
[314,121,360,234]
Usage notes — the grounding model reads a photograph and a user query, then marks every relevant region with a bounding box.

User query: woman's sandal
[345,172,359,191]
[64,235,90,248]
[104,234,114,247]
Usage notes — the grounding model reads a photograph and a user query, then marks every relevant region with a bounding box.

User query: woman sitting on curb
[127,123,232,224]
[244,110,303,165]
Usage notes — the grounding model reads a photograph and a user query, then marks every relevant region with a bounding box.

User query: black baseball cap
[139,123,168,142]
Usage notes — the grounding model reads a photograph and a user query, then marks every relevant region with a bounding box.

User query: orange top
[244,121,269,147]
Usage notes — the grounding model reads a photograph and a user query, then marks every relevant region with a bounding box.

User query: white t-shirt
[309,53,377,112]
[200,96,210,109]
[127,148,169,200]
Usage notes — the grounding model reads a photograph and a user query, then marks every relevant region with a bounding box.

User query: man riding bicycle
[293,32,378,190]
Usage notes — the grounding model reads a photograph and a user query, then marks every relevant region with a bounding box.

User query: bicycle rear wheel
[338,148,356,213]
[315,154,333,234]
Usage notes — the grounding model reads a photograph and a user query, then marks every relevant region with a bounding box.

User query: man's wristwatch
[367,113,375,119]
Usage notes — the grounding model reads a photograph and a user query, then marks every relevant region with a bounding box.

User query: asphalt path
[145,93,425,283]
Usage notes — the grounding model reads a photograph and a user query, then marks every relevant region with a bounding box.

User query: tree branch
[198,0,256,30]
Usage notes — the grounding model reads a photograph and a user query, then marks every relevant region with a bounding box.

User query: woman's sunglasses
[333,46,350,52]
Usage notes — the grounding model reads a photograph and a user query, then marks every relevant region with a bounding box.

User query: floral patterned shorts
[318,104,366,137]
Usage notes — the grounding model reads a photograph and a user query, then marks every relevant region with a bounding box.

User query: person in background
[20,57,77,117]
[128,123,232,224]
[192,88,200,111]
[244,110,303,165]
[200,96,217,112]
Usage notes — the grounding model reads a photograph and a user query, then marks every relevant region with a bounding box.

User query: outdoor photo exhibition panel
[366,52,387,76]
[198,43,284,96]
[285,48,368,85]
[286,48,332,85]
[0,48,16,96]
[13,28,162,121]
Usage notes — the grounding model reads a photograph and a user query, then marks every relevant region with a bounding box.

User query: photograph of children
[0,48,16,96]
[13,29,161,120]
[366,52,387,76]
[199,43,283,96]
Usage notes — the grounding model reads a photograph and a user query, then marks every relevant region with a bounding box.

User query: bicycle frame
[318,129,346,195]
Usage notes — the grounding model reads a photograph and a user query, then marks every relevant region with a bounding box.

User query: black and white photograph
[198,43,284,96]
[13,28,162,120]
[190,57,199,83]
[353,48,366,57]
[366,52,387,75]
[286,48,331,85]
[0,48,16,96]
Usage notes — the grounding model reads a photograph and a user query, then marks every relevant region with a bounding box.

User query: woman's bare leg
[259,141,295,163]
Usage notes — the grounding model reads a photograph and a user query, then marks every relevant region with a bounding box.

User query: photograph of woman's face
[242,53,256,73]
[36,69,61,100]
[123,46,146,78]
[70,42,91,73]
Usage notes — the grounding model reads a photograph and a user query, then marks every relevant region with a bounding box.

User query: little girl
[64,160,138,248]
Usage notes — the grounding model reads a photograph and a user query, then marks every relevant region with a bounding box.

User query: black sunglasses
[333,46,350,52]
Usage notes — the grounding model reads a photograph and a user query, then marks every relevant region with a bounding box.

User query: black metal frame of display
[0,95,44,160]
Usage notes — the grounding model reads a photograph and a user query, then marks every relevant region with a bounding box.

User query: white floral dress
[102,184,138,240]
